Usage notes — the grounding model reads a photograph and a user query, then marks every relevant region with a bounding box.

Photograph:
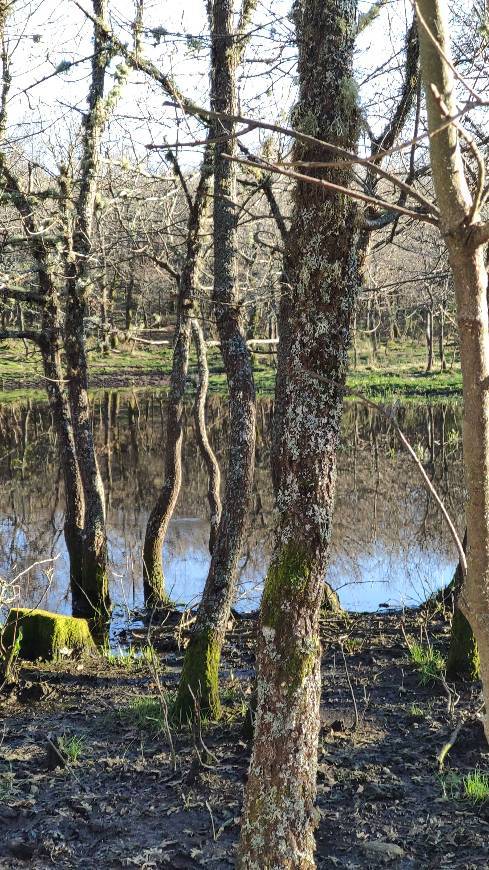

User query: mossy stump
[4,608,95,662]
[446,607,479,681]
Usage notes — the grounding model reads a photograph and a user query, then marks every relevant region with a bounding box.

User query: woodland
[1,0,489,868]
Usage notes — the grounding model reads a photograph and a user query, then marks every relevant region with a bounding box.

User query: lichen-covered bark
[143,149,212,605]
[191,317,222,554]
[63,0,111,620]
[174,0,257,722]
[239,2,359,866]
[417,0,489,741]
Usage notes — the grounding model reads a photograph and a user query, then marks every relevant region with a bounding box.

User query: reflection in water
[0,393,465,627]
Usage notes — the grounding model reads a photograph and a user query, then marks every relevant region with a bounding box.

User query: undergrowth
[408,640,445,685]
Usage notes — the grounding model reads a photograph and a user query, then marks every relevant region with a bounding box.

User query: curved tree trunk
[417,0,489,741]
[143,150,212,605]
[238,1,359,865]
[174,0,257,722]
[191,317,222,554]
[142,314,192,605]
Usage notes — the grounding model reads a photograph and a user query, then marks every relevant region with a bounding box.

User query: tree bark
[191,317,222,554]
[63,0,111,620]
[142,149,212,605]
[174,0,257,722]
[417,0,489,740]
[238,1,359,865]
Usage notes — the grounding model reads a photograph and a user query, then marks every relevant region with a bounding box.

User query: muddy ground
[0,609,488,869]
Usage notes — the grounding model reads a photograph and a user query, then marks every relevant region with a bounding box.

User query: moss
[79,556,111,623]
[174,627,222,722]
[447,608,479,681]
[262,543,311,629]
[142,556,171,610]
[262,544,321,694]
[288,636,320,695]
[4,607,94,662]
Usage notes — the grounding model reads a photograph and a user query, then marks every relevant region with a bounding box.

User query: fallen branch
[437,720,464,771]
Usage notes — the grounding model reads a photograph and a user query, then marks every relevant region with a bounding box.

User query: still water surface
[0,392,465,627]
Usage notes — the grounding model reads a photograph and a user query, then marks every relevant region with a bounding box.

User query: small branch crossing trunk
[238,1,360,865]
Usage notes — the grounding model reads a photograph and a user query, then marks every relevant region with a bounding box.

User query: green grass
[407,703,425,719]
[120,695,172,734]
[408,640,445,685]
[58,733,85,763]
[463,770,489,802]
[0,337,463,404]
[441,769,489,803]
[101,642,156,670]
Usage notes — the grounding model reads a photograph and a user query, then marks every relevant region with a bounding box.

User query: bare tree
[142,145,213,605]
[174,0,258,721]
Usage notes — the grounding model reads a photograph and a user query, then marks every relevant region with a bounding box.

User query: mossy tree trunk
[174,0,257,722]
[445,530,479,680]
[143,147,213,605]
[238,1,360,866]
[417,0,489,741]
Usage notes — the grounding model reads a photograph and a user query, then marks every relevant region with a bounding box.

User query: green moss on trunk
[447,607,479,680]
[4,608,95,661]
[262,544,311,629]
[80,555,111,623]
[143,540,170,609]
[174,628,222,722]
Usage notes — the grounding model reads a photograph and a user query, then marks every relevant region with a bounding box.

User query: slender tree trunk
[439,298,447,371]
[40,338,86,615]
[174,0,257,722]
[426,306,434,372]
[191,317,222,553]
[143,150,212,605]
[238,2,359,865]
[125,274,135,332]
[142,311,192,605]
[417,0,489,741]
[62,1,111,621]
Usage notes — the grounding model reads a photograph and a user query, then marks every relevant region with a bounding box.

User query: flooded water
[0,391,465,628]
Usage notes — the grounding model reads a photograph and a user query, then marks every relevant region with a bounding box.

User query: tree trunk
[191,317,222,554]
[417,0,489,740]
[40,336,87,616]
[174,0,257,722]
[439,299,447,371]
[426,307,434,372]
[63,0,111,621]
[143,149,212,606]
[238,1,359,865]
[142,313,192,605]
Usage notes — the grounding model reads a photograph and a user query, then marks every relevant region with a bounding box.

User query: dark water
[0,392,465,629]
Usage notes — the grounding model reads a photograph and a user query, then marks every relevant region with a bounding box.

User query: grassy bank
[0,338,462,405]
